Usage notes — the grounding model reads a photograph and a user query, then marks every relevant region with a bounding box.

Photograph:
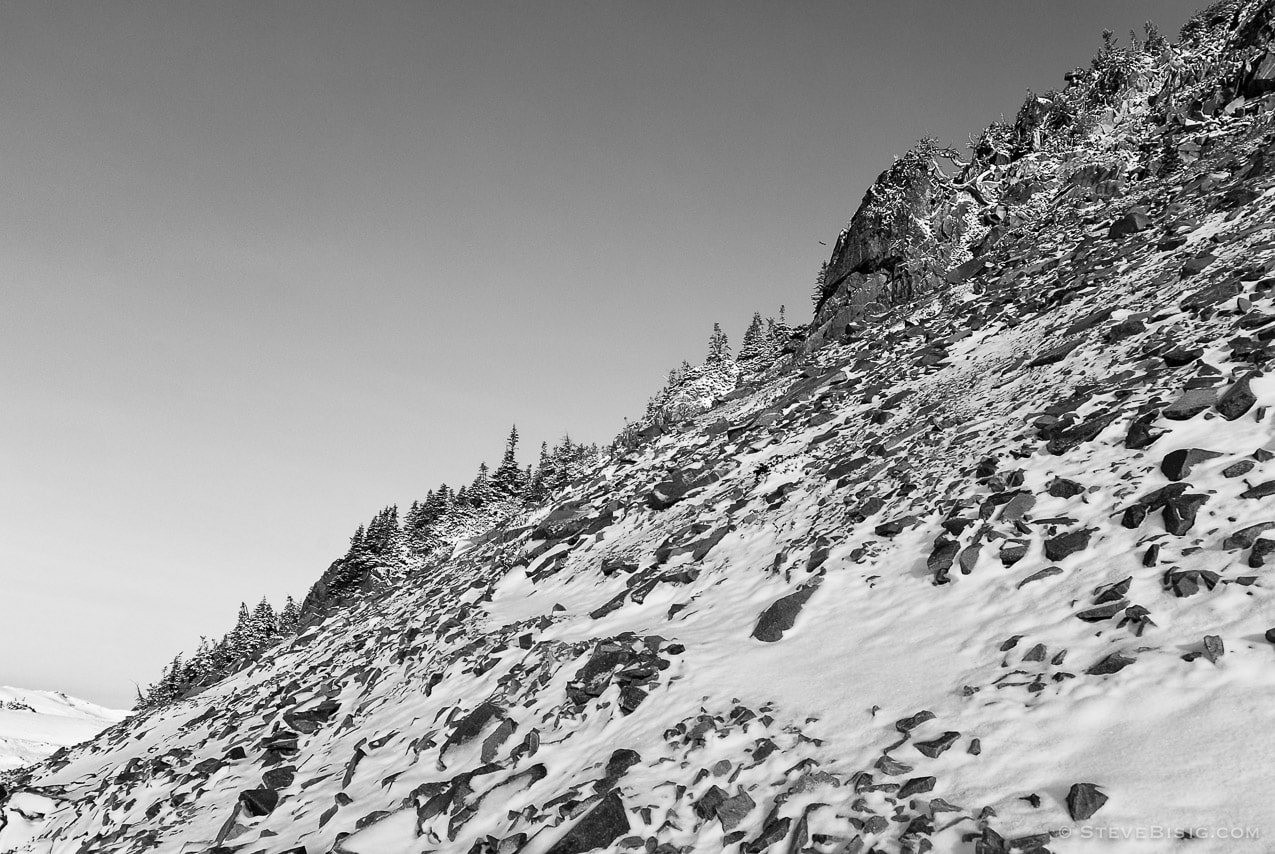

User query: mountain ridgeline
[12,2,1275,852]
[139,310,800,709]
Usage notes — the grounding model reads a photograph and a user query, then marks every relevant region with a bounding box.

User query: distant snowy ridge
[0,687,126,772]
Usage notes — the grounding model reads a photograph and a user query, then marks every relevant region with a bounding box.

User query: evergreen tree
[492,425,526,497]
[768,304,791,353]
[251,597,277,640]
[419,489,441,521]
[186,637,214,685]
[347,524,365,556]
[278,597,300,634]
[468,463,493,507]
[706,323,731,364]
[551,436,576,491]
[362,506,401,556]
[223,602,253,663]
[404,491,441,552]
[812,262,829,306]
[433,485,452,514]
[739,311,765,361]
[162,653,184,703]
[527,442,552,502]
[403,500,422,532]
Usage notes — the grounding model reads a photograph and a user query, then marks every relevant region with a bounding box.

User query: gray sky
[2,1,1203,707]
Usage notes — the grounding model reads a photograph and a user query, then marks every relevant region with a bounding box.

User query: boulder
[1044,529,1093,561]
[1065,783,1108,820]
[261,766,295,790]
[928,537,959,584]
[1047,478,1085,498]
[898,776,936,799]
[1181,253,1216,277]
[1223,521,1275,550]
[1160,448,1223,480]
[1076,601,1126,622]
[914,731,959,758]
[238,788,279,817]
[751,584,818,642]
[1217,375,1258,420]
[547,791,630,854]
[1108,207,1152,239]
[895,710,936,733]
[715,791,755,831]
[1202,635,1225,664]
[1223,460,1256,478]
[1162,493,1208,536]
[1165,569,1220,597]
[647,473,692,510]
[1163,388,1218,420]
[1250,539,1275,567]
[1244,47,1275,96]
[1086,653,1134,675]
[1242,480,1275,499]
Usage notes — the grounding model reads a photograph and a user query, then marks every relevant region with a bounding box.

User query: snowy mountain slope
[11,4,1275,854]
[0,688,127,772]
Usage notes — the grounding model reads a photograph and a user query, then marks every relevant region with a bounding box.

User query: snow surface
[0,687,126,772]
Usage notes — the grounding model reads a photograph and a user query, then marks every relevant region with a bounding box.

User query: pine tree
[278,596,300,634]
[468,462,493,507]
[551,436,576,491]
[706,323,731,364]
[739,312,765,361]
[162,653,184,702]
[403,499,422,531]
[347,524,366,556]
[362,506,401,556]
[420,489,441,521]
[251,597,277,639]
[768,305,791,353]
[527,441,552,501]
[405,491,442,552]
[219,602,253,666]
[186,637,214,685]
[812,262,829,306]
[492,425,526,497]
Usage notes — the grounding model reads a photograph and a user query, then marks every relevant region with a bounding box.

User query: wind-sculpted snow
[14,6,1275,853]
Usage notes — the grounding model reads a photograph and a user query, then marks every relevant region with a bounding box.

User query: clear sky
[1,1,1204,707]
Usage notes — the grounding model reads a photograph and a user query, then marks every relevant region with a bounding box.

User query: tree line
[139,306,796,708]
[635,306,794,431]
[136,428,600,709]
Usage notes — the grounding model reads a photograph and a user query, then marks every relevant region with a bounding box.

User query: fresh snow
[0,687,126,772]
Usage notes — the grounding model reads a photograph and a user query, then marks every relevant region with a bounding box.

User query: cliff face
[808,0,1275,352]
[809,152,949,343]
[11,4,1275,854]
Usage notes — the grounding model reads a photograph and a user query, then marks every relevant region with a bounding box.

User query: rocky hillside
[9,3,1275,853]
